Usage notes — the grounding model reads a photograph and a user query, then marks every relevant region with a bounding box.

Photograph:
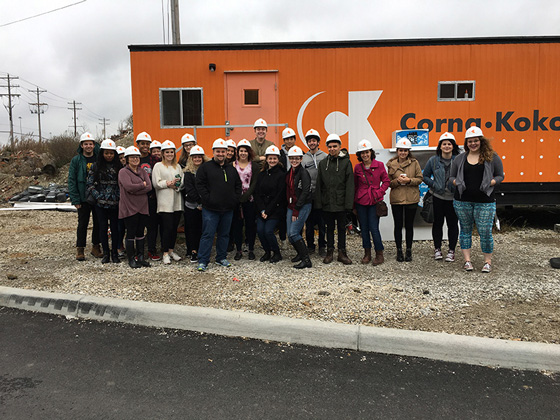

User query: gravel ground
[0,209,559,344]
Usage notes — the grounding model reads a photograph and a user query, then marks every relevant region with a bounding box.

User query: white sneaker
[445,250,455,262]
[162,254,171,264]
[170,251,182,262]
[434,249,443,260]
[481,262,492,273]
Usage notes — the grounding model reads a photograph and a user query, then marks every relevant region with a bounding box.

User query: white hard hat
[282,127,296,139]
[80,132,95,143]
[439,132,456,142]
[100,139,116,151]
[116,146,126,155]
[325,133,341,145]
[124,146,141,157]
[212,138,228,149]
[150,140,162,149]
[395,138,412,150]
[136,131,152,143]
[253,118,268,128]
[160,140,176,151]
[305,129,321,141]
[237,139,252,148]
[189,145,205,156]
[356,139,373,153]
[181,133,196,145]
[465,126,483,139]
[287,146,303,157]
[265,145,280,156]
[226,139,237,148]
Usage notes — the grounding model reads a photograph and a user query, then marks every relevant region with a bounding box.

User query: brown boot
[323,248,334,264]
[76,247,85,261]
[91,244,103,258]
[337,249,352,265]
[372,250,384,266]
[361,248,372,264]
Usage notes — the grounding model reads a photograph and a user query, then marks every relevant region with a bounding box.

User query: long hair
[162,149,178,168]
[96,149,122,172]
[184,154,209,174]
[464,136,495,162]
[436,140,460,157]
[236,145,255,161]
[178,150,189,167]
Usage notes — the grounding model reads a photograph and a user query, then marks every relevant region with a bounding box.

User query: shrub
[48,135,80,168]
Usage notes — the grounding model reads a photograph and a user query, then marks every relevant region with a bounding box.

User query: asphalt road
[1,307,559,419]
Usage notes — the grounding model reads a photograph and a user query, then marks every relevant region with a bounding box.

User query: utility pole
[68,100,82,138]
[170,0,181,44]
[99,117,110,138]
[28,87,47,143]
[0,74,21,149]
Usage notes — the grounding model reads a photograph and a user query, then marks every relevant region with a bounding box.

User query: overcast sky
[1,0,559,145]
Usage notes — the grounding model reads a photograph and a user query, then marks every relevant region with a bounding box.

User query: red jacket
[353,160,390,206]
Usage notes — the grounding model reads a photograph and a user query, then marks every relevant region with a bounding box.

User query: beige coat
[386,157,423,205]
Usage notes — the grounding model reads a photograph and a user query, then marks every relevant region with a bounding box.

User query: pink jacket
[118,166,153,219]
[353,160,390,206]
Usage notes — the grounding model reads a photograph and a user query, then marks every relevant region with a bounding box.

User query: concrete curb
[1,286,559,372]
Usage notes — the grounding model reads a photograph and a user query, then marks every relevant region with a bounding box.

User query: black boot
[405,248,412,262]
[136,239,151,267]
[111,249,121,264]
[270,250,283,263]
[290,240,302,262]
[396,248,404,262]
[126,240,141,269]
[260,251,271,262]
[293,239,312,269]
[101,245,110,264]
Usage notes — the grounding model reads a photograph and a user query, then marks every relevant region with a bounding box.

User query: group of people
[68,119,503,273]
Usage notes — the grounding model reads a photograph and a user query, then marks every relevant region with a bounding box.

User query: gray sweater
[449,152,504,198]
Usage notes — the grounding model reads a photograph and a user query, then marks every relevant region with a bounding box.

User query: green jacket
[315,151,354,212]
[68,143,100,205]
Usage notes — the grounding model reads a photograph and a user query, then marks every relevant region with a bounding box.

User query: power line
[0,74,21,148]
[28,87,48,143]
[0,1,87,28]
[68,100,82,138]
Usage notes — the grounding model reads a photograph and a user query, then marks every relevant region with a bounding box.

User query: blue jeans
[256,217,279,252]
[356,204,384,251]
[286,204,312,243]
[198,208,234,265]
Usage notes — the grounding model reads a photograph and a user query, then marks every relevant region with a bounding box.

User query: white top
[152,162,184,213]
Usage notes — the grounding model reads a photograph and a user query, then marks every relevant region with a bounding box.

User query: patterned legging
[453,200,496,254]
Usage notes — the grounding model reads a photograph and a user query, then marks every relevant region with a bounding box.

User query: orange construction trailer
[128,36,560,205]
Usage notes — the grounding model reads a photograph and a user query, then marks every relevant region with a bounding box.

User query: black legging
[96,205,119,253]
[124,213,148,240]
[432,196,458,251]
[160,211,182,253]
[184,206,202,253]
[391,204,417,250]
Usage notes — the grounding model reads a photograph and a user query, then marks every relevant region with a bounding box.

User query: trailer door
[225,71,279,144]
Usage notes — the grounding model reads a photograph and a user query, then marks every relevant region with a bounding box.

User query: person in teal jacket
[68,132,101,261]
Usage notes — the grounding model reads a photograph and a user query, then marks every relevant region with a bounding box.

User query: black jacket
[286,165,312,210]
[183,171,200,205]
[254,164,286,220]
[196,158,241,212]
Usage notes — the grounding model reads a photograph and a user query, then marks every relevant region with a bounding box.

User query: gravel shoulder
[0,210,559,344]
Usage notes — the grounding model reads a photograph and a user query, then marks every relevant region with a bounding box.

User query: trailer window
[160,88,203,127]
[244,89,259,105]
[438,81,475,101]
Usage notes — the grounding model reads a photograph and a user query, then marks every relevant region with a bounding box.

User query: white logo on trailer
[297,90,383,152]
